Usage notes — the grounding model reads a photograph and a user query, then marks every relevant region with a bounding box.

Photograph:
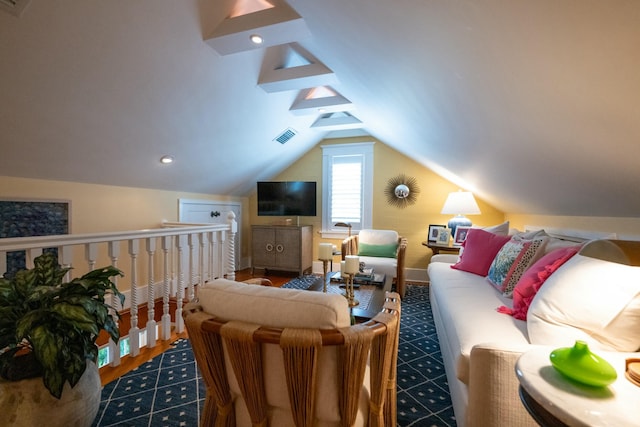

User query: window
[321,142,374,236]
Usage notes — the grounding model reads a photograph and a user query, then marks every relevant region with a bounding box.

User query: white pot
[0,362,101,427]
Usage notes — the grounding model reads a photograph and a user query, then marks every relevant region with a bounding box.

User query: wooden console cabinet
[252,225,312,276]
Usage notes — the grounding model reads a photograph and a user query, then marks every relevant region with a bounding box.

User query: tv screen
[257,181,317,216]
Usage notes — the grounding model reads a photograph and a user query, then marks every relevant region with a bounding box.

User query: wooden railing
[0,212,237,368]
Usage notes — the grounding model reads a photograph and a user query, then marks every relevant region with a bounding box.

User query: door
[178,199,242,270]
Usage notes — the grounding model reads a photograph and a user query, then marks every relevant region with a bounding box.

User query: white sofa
[428,234,640,427]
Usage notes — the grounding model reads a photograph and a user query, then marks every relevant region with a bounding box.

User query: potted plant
[0,252,124,400]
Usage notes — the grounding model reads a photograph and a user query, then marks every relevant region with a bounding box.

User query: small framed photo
[428,224,446,242]
[436,228,451,244]
[453,226,471,246]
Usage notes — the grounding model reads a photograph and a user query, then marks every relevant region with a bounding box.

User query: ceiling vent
[0,0,31,16]
[274,128,297,144]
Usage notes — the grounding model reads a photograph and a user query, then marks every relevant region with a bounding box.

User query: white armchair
[342,229,407,298]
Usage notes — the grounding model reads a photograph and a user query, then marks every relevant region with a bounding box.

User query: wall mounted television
[257,181,317,217]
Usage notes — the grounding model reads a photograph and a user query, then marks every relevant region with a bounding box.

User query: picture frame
[453,226,471,246]
[436,228,451,245]
[428,224,446,242]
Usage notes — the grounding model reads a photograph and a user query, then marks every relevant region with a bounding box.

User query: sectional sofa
[427,225,640,426]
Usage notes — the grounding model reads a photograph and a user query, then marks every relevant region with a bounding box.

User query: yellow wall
[249,137,506,269]
[0,176,251,272]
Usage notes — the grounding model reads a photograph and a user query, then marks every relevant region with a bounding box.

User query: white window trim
[320,142,374,238]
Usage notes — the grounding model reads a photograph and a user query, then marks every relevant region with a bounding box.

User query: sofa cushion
[501,237,548,297]
[198,278,351,328]
[428,262,530,385]
[487,238,532,290]
[452,229,511,276]
[473,221,510,236]
[359,255,397,279]
[527,253,640,351]
[497,245,580,320]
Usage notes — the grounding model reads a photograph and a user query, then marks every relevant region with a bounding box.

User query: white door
[178,199,242,270]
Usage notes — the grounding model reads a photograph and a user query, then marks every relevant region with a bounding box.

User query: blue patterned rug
[92,284,455,426]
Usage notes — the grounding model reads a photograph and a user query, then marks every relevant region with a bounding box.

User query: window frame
[321,142,374,238]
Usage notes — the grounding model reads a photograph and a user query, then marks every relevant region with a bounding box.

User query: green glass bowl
[549,340,617,387]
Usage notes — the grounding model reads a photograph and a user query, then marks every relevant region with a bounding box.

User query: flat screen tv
[257,181,317,217]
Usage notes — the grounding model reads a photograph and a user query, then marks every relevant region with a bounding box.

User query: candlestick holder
[345,273,359,307]
[321,259,329,293]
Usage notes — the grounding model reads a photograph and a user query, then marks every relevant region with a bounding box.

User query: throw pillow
[358,242,398,258]
[486,238,531,291]
[501,237,548,297]
[497,245,580,320]
[451,228,511,276]
[527,253,640,352]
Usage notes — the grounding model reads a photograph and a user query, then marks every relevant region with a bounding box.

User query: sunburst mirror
[384,174,420,208]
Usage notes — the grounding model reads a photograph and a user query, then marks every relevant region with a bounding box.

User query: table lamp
[441,190,481,237]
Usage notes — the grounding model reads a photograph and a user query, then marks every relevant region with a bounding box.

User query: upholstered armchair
[184,278,401,427]
[342,229,408,298]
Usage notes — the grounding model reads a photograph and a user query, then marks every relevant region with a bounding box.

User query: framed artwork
[428,224,446,242]
[436,228,451,245]
[0,199,70,278]
[453,226,471,246]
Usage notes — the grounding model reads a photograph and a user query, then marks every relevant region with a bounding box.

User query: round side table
[516,347,640,426]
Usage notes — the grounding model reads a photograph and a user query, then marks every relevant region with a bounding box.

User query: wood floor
[98,268,300,385]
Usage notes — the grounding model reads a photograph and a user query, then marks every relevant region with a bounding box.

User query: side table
[516,347,640,426]
[422,241,460,255]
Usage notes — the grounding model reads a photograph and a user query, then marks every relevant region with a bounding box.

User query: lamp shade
[441,191,481,215]
[441,191,481,238]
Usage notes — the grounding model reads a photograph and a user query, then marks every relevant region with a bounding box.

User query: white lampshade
[441,191,481,215]
[441,191,481,238]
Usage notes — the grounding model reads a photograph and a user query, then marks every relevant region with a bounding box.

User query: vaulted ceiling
[1,0,639,217]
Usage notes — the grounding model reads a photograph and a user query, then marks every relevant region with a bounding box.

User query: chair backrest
[358,229,399,246]
[184,279,401,427]
[341,229,408,298]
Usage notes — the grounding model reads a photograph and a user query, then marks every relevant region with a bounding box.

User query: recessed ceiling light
[160,155,174,164]
[249,34,264,44]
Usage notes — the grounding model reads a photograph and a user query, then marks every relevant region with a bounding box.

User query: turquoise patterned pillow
[487,239,530,290]
[502,238,547,297]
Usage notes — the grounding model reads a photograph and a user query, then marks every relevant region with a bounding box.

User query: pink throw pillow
[497,245,580,320]
[451,228,511,276]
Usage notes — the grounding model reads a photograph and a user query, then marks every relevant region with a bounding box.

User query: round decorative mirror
[385,174,419,208]
[394,184,410,199]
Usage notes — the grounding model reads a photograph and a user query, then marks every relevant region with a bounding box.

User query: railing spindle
[161,236,172,341]
[145,238,157,348]
[175,235,186,333]
[128,239,140,357]
[108,242,121,367]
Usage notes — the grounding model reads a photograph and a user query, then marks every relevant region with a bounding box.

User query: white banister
[0,221,236,368]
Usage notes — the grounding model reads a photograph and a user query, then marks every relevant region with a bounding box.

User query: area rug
[92,284,455,426]
[92,338,204,427]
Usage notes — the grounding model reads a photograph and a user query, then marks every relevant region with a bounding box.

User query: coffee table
[308,273,392,320]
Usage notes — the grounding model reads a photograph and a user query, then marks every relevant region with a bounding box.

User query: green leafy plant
[0,252,124,398]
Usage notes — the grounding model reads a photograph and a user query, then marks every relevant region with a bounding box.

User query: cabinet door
[275,228,301,271]
[252,227,276,268]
